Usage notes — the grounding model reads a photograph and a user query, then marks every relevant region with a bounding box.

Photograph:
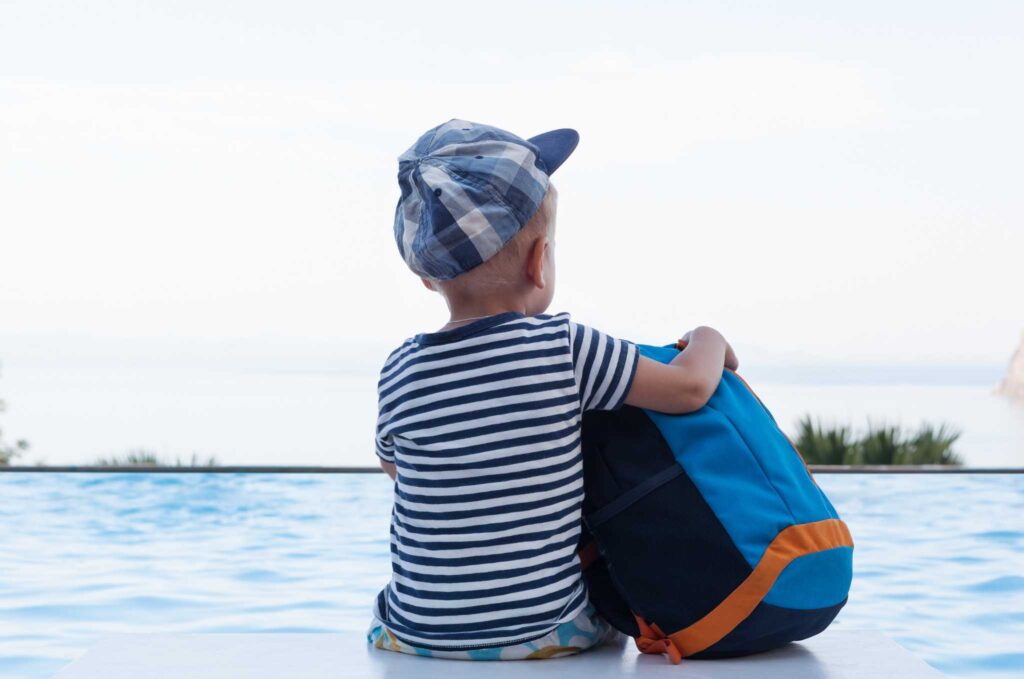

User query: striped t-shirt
[372,310,639,650]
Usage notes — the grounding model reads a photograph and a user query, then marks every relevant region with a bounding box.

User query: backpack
[579,340,854,663]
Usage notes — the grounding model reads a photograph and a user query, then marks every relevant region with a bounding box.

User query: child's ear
[525,236,547,289]
[421,278,436,292]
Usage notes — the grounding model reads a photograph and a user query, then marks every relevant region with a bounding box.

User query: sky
[2,0,1023,370]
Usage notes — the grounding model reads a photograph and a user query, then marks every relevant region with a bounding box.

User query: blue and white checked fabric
[393,119,574,281]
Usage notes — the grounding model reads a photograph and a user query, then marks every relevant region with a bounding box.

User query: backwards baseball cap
[393,118,579,280]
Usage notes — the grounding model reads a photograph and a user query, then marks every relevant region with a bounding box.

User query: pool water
[0,473,1021,678]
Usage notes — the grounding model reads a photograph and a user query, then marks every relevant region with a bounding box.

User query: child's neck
[439,300,529,332]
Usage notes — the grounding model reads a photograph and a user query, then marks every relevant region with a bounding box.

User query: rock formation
[996,331,1024,399]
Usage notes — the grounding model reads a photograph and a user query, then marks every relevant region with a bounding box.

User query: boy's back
[374,310,638,649]
[369,118,734,659]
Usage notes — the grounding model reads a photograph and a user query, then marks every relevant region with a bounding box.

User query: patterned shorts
[367,601,618,660]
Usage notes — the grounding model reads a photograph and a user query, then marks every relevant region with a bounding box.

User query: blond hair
[432,185,555,297]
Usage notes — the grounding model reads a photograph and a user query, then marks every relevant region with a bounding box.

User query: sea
[0,472,1021,678]
[1,339,1022,677]
[0,338,1021,468]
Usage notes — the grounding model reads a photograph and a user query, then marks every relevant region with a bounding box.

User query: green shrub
[857,420,904,465]
[0,435,28,466]
[0,390,29,467]
[791,417,962,466]
[792,415,857,465]
[93,449,219,467]
[903,422,963,465]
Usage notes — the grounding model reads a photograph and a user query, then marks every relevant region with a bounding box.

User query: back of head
[390,118,578,290]
[431,184,556,301]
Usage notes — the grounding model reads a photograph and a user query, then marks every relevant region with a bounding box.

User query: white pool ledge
[55,630,945,678]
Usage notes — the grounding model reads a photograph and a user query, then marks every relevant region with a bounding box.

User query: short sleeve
[375,427,396,464]
[568,320,640,412]
[374,347,405,465]
[375,390,396,463]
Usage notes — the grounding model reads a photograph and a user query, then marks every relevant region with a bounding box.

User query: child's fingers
[724,344,740,370]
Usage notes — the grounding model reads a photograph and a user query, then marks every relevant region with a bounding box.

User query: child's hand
[724,342,739,371]
[629,326,729,414]
[679,329,739,371]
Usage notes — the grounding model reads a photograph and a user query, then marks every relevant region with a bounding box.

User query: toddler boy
[369,119,737,660]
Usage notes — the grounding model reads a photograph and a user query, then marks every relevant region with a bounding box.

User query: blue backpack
[579,341,853,663]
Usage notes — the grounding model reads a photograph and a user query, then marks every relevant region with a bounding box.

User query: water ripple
[0,473,1021,678]
[963,576,1024,593]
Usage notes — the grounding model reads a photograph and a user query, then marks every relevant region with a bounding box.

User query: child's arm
[374,349,401,482]
[681,328,739,371]
[623,326,732,414]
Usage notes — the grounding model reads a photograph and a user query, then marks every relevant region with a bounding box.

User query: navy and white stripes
[373,311,639,649]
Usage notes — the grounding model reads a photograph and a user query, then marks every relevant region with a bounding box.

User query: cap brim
[527,128,580,175]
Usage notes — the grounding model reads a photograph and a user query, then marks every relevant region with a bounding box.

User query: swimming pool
[0,473,1021,678]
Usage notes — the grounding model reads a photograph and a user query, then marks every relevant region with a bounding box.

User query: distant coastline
[995,331,1024,400]
[0,332,1009,387]
[3,335,1022,469]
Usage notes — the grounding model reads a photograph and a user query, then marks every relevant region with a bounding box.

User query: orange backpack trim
[633,615,683,664]
[633,518,854,662]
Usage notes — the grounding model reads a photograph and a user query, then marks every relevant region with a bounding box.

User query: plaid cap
[393,118,579,280]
